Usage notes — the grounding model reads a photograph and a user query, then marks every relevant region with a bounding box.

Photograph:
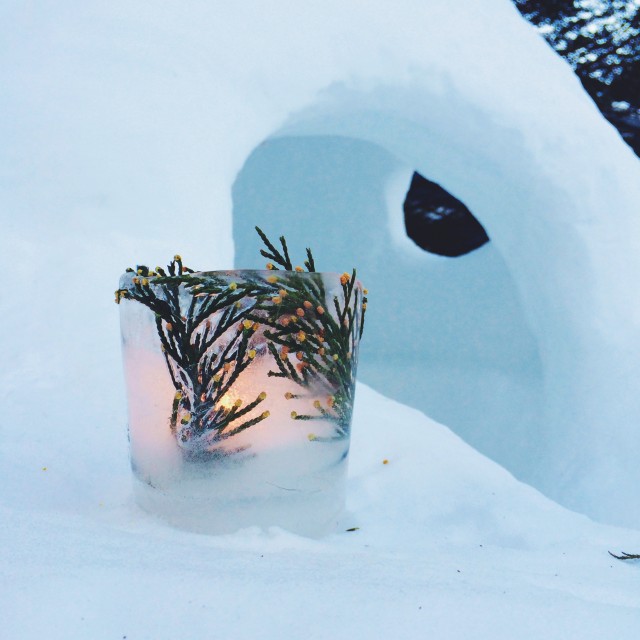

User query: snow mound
[2,383,639,639]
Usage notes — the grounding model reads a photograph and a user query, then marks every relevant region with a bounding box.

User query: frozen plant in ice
[116,256,271,458]
[250,227,367,440]
[115,228,367,459]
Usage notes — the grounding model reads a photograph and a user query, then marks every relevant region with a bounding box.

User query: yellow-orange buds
[291,411,298,418]
[281,317,291,327]
[340,272,350,285]
[362,303,367,310]
[285,392,294,399]
[200,393,206,402]
[258,392,267,400]
[137,269,143,275]
[280,346,289,357]
[327,396,335,408]
[267,275,278,284]
[132,277,140,285]
[307,433,317,441]
[272,296,282,304]
[313,400,322,410]
[234,399,243,408]
[213,374,222,383]
[297,331,306,342]
[252,322,259,331]
[318,347,326,356]
[363,288,369,295]
[243,319,253,330]
[296,351,304,361]
[181,412,191,424]
[316,306,325,315]
[266,262,275,270]
[175,391,183,400]
[296,308,305,317]
[279,289,287,297]
[174,254,182,262]
[229,282,237,291]
[261,411,270,419]
[165,322,173,331]
[332,354,339,361]
[294,266,304,272]
[303,300,312,309]
[141,278,149,286]
[248,349,257,359]
[224,363,232,372]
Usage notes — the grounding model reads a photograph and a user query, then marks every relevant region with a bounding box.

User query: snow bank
[229,3,640,525]
[2,383,639,639]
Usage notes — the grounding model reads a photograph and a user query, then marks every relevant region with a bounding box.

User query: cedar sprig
[116,229,368,452]
[251,230,366,438]
[255,226,294,270]
[608,551,640,560]
[117,256,269,456]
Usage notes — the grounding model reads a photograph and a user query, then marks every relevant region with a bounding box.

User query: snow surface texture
[3,384,640,639]
[1,0,640,636]
[230,7,640,525]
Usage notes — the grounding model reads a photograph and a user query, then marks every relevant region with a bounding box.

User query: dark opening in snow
[403,172,490,257]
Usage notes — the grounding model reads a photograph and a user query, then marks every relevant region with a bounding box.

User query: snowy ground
[2,384,639,639]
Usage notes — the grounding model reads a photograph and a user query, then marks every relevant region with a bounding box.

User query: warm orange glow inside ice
[217,391,240,412]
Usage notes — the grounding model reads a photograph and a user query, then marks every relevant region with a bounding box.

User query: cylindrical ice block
[117,267,364,536]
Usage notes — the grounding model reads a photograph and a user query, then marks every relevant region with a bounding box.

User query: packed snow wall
[233,135,545,480]
[233,52,640,527]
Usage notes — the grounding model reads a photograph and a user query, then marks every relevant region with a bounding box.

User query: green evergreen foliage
[248,228,367,439]
[117,257,270,457]
[116,229,367,454]
[608,550,640,560]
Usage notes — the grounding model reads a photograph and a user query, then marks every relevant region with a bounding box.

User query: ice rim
[117,266,365,459]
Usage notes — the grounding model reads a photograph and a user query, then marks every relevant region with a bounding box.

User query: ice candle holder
[117,257,365,536]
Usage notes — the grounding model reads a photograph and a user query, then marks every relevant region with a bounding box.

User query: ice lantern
[117,256,365,536]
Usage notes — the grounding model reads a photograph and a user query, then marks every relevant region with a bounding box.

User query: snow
[2,0,640,636]
[231,6,640,526]
[3,384,640,639]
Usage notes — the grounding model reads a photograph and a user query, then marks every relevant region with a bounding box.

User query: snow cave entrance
[232,134,544,482]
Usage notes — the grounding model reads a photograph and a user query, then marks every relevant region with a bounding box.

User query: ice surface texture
[119,265,364,534]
